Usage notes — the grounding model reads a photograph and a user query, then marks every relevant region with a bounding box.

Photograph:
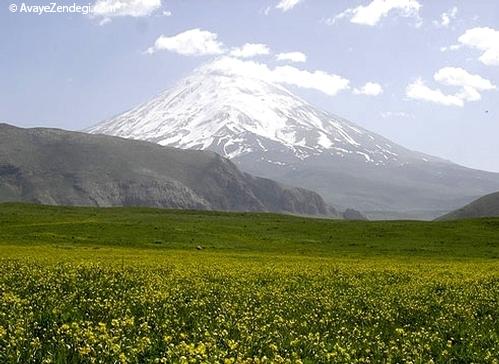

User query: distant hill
[342,208,368,221]
[0,123,335,216]
[437,192,499,220]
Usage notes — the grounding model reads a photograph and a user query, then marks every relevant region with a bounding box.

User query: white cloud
[276,0,303,12]
[206,56,350,96]
[328,0,421,26]
[381,111,415,119]
[353,82,383,96]
[92,0,161,17]
[433,6,457,28]
[146,29,225,56]
[230,43,270,58]
[406,79,464,107]
[440,44,462,52]
[434,67,495,96]
[276,51,307,63]
[435,67,495,102]
[458,27,499,66]
[272,66,350,96]
[406,67,495,107]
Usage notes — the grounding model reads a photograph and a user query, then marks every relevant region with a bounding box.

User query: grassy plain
[0,203,498,363]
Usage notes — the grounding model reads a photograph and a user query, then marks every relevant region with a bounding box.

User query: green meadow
[0,203,498,363]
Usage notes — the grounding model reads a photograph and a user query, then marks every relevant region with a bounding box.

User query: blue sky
[1,0,498,171]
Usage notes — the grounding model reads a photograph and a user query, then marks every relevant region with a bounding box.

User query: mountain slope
[87,58,499,218]
[87,57,431,165]
[437,192,499,220]
[0,123,335,216]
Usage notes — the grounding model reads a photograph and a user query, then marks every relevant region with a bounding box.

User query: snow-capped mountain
[87,58,499,219]
[87,58,427,166]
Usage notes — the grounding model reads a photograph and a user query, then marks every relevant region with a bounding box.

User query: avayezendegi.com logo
[9,2,93,15]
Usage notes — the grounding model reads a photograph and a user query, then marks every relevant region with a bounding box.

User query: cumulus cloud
[434,67,495,101]
[406,79,464,107]
[406,67,495,107]
[230,43,270,58]
[206,56,350,96]
[92,0,161,17]
[147,31,269,59]
[457,27,499,66]
[433,6,457,28]
[272,66,350,96]
[353,82,383,96]
[276,52,307,63]
[144,30,353,98]
[145,29,349,97]
[276,0,303,12]
[327,0,421,26]
[146,29,225,56]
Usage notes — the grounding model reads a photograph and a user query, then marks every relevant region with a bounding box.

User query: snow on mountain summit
[87,57,430,165]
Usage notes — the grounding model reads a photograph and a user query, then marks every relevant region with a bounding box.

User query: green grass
[1,202,499,258]
[0,203,498,363]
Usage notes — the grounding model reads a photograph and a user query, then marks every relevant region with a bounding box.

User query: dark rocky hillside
[0,123,336,216]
